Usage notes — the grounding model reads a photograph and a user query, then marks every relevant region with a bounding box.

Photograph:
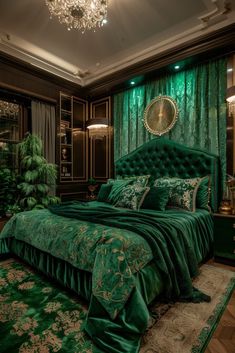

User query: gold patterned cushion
[115,184,150,210]
[107,179,133,204]
[154,177,201,212]
[116,175,150,187]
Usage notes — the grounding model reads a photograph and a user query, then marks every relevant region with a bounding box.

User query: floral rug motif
[0,258,234,353]
[0,258,102,353]
[140,264,235,353]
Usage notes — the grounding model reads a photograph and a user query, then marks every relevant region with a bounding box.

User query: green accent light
[130,81,135,85]
[174,65,180,70]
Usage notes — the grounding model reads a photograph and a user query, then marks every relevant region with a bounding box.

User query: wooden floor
[204,260,235,353]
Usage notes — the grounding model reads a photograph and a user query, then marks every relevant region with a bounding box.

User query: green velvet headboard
[115,137,220,212]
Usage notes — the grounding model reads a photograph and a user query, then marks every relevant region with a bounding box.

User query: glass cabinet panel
[89,97,111,181]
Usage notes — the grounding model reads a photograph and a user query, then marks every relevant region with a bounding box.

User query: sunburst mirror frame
[143,95,179,136]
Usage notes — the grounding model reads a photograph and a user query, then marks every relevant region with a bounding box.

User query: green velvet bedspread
[0,201,213,353]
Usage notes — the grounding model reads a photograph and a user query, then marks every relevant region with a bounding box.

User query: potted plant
[5,204,21,218]
[88,177,98,199]
[16,133,60,211]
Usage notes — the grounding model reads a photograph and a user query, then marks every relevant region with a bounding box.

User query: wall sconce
[226,86,235,117]
[86,118,108,129]
[86,118,109,138]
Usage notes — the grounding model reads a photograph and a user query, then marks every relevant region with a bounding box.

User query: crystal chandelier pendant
[45,0,108,32]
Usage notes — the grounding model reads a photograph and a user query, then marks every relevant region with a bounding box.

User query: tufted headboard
[115,137,221,212]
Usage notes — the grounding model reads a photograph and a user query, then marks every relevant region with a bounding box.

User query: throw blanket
[0,202,212,321]
[49,202,212,307]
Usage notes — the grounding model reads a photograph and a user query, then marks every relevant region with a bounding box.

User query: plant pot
[88,184,98,199]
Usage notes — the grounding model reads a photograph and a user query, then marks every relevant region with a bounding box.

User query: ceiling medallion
[45,0,108,32]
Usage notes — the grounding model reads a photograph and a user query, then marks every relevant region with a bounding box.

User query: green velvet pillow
[154,177,201,212]
[97,184,113,202]
[115,184,150,210]
[196,176,211,210]
[116,175,150,187]
[107,179,133,204]
[141,186,169,211]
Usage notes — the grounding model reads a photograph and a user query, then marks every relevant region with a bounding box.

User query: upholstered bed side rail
[115,137,220,212]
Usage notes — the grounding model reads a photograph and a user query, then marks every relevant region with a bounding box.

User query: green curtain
[113,58,227,187]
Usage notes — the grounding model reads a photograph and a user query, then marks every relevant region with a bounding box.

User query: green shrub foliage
[0,168,17,217]
[17,133,60,211]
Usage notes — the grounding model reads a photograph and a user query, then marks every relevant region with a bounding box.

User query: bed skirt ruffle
[7,238,164,353]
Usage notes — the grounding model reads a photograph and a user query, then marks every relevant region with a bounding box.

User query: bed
[0,137,220,353]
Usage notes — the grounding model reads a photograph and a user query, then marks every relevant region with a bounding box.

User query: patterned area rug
[0,258,234,353]
[0,258,100,353]
[140,264,235,353]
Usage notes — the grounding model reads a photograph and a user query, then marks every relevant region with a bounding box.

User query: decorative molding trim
[0,2,234,88]
[89,96,111,180]
[0,32,86,85]
[0,51,85,94]
[86,23,235,97]
[0,23,234,98]
[86,5,234,85]
[0,81,57,103]
[198,0,231,28]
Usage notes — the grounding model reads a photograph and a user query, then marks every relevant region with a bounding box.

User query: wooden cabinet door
[89,97,112,181]
[73,97,88,182]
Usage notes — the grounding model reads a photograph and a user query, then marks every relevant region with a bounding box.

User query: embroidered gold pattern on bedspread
[0,209,153,318]
[0,259,93,353]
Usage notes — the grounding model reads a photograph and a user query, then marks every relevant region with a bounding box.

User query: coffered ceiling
[0,0,234,87]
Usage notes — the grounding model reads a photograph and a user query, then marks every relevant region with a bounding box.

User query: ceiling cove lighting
[45,0,108,32]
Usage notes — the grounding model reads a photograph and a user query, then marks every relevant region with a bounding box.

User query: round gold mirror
[143,95,178,136]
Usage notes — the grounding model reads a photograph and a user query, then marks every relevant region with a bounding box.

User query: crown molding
[0,23,234,99]
[0,0,234,89]
[0,32,85,86]
[85,23,235,98]
[0,50,85,96]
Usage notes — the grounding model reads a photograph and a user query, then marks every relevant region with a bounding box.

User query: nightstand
[213,213,235,266]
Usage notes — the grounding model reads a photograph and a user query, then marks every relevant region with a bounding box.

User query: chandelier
[45,0,108,32]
